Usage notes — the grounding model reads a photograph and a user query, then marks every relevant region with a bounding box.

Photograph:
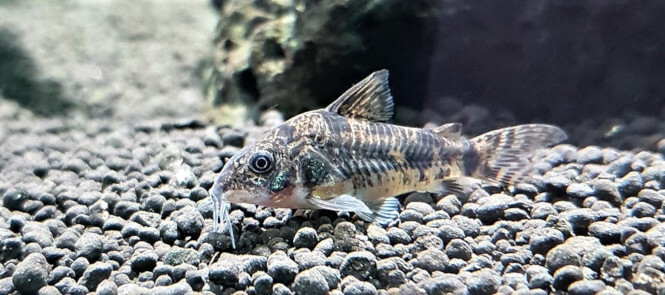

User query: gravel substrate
[1,99,665,295]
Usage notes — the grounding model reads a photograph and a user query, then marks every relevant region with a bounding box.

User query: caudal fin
[465,124,567,185]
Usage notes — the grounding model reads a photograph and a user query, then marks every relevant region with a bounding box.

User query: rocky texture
[208,0,441,123]
[1,96,665,293]
[209,0,665,142]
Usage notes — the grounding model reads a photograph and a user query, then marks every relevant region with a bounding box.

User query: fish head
[210,141,301,207]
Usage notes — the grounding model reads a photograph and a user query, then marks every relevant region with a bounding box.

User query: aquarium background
[0,1,664,294]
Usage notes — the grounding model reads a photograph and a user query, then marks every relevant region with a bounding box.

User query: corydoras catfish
[209,70,567,239]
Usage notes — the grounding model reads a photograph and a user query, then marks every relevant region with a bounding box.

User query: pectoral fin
[307,194,373,215]
[306,194,400,225]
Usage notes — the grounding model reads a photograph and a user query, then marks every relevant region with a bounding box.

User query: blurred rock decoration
[206,0,441,123]
[208,0,665,126]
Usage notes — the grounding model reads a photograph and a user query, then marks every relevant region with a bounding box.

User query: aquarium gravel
[0,100,664,295]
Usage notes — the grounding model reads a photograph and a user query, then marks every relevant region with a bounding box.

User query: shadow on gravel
[0,28,74,116]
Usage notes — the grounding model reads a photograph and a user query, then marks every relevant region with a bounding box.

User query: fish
[208,69,567,242]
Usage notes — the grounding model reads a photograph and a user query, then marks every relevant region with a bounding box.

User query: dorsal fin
[431,123,463,140]
[325,70,394,122]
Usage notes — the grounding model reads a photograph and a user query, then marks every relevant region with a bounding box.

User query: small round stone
[419,274,466,294]
[252,271,273,295]
[71,257,90,278]
[588,221,621,244]
[462,269,500,295]
[552,265,583,291]
[412,249,448,273]
[12,253,48,294]
[343,280,377,295]
[172,206,204,237]
[386,228,411,244]
[79,262,112,291]
[267,252,299,284]
[293,227,318,249]
[445,239,472,260]
[185,269,205,291]
[130,251,158,273]
[339,251,377,280]
[291,269,329,295]
[631,202,656,218]
[96,280,118,295]
[209,260,239,286]
[75,232,104,261]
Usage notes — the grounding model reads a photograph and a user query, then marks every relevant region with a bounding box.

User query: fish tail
[465,124,567,185]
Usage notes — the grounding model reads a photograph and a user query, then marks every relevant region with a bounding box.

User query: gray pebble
[477,200,508,224]
[568,279,607,295]
[386,228,411,245]
[273,283,294,295]
[588,221,621,244]
[566,183,594,198]
[130,251,158,273]
[313,238,334,256]
[591,179,622,204]
[252,271,273,295]
[154,274,172,286]
[78,262,112,290]
[21,222,54,248]
[531,202,557,220]
[445,239,472,260]
[152,280,193,294]
[618,172,644,196]
[577,146,603,164]
[504,208,529,221]
[113,201,140,219]
[268,252,299,284]
[412,249,448,272]
[71,257,90,278]
[436,195,462,216]
[209,259,239,286]
[366,225,390,245]
[452,215,481,237]
[34,206,56,221]
[399,209,423,223]
[581,248,613,272]
[552,265,583,291]
[47,266,75,285]
[12,253,48,294]
[422,274,463,293]
[95,280,118,295]
[291,268,328,295]
[405,202,435,216]
[130,211,161,228]
[437,225,465,244]
[340,251,377,280]
[38,285,62,295]
[342,280,377,295]
[163,247,199,266]
[462,269,501,295]
[158,220,179,243]
[293,250,326,270]
[631,202,656,218]
[293,227,318,249]
[186,269,205,291]
[172,206,204,237]
[75,232,103,261]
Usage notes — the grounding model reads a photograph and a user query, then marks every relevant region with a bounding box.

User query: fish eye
[249,151,273,174]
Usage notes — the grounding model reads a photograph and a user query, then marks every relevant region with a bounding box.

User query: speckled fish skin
[210,69,568,225]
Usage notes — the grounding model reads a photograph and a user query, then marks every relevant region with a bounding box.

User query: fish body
[209,70,567,230]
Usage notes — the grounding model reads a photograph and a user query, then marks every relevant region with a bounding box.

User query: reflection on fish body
[209,70,568,245]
